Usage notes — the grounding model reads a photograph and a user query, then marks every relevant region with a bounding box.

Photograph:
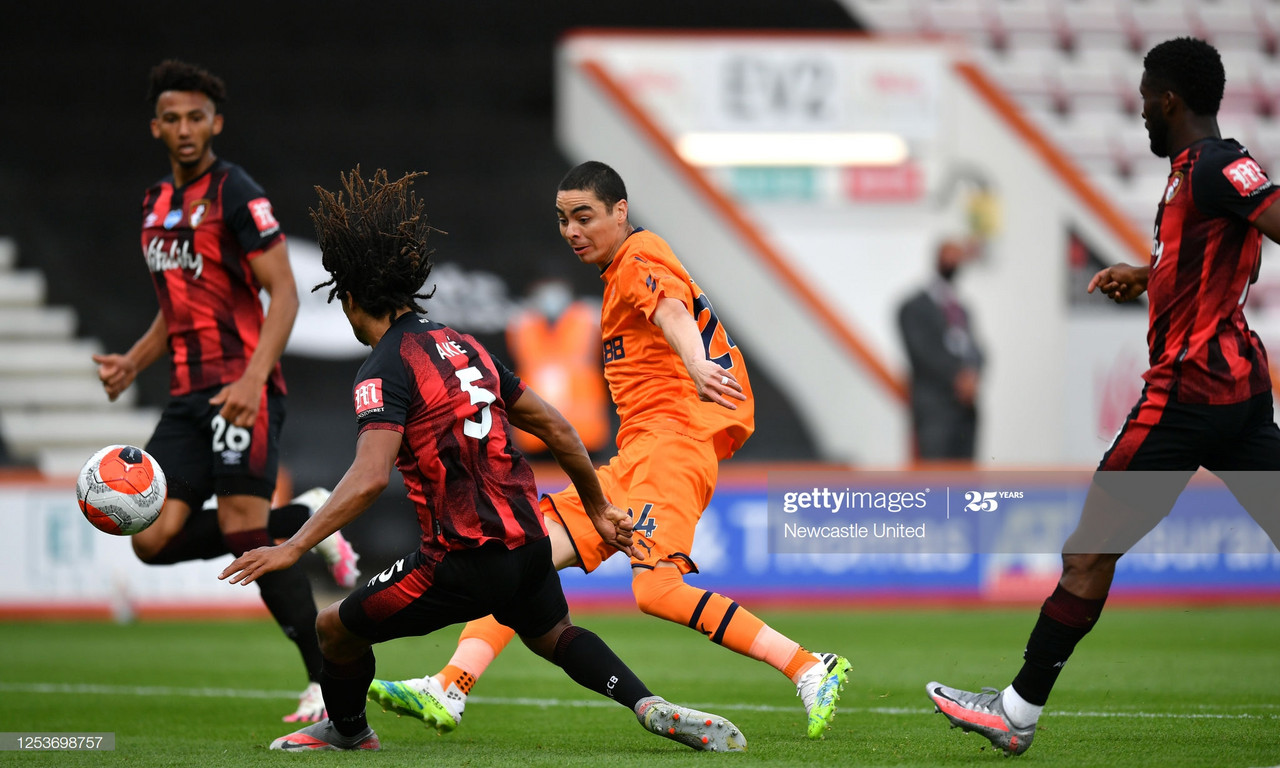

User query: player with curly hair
[371,160,851,742]
[221,167,747,753]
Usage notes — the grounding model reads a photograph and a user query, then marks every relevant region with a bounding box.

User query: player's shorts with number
[146,387,285,505]
[544,428,716,574]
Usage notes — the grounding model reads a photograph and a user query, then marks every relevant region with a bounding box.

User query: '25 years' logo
[963,490,1024,512]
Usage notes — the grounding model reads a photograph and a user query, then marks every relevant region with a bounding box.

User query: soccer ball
[75,445,167,535]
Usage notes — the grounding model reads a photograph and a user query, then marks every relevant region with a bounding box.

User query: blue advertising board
[554,471,1280,605]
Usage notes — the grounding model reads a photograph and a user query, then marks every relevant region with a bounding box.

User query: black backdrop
[0,1,859,573]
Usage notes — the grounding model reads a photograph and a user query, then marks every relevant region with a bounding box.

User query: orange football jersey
[598,229,754,458]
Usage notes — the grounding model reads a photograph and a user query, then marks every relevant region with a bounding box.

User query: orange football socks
[435,615,515,693]
[633,565,819,681]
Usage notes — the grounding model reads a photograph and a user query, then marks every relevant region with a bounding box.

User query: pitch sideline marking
[1,681,1277,720]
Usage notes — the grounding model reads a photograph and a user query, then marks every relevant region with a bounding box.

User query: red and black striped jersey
[1144,137,1280,404]
[351,313,545,554]
[140,159,287,396]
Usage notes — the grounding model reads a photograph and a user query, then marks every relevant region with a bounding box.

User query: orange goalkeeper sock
[434,615,515,693]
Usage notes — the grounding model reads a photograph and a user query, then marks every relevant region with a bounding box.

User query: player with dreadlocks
[221,168,748,753]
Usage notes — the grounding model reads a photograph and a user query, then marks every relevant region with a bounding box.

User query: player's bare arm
[651,296,745,409]
[208,240,298,428]
[506,385,641,559]
[93,310,169,401]
[1086,263,1150,303]
[220,427,398,585]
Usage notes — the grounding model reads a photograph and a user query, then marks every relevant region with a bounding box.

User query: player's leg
[614,431,849,739]
[282,544,490,750]
[928,387,1198,755]
[218,491,326,714]
[498,538,746,752]
[131,395,209,562]
[367,506,580,730]
[130,394,355,574]
[429,514,583,696]
[367,613,510,732]
[285,487,362,587]
[630,563,849,739]
[130,497,198,562]
[927,479,1184,755]
[269,601,381,752]
[1209,391,1280,544]
[214,391,328,722]
[134,488,360,588]
[542,432,850,737]
[1014,400,1198,711]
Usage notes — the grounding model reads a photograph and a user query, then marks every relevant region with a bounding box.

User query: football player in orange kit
[370,161,851,740]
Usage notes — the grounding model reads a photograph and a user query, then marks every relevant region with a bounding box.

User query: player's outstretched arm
[210,241,299,429]
[1087,264,1150,303]
[507,386,641,559]
[651,297,745,409]
[220,428,398,585]
[93,311,168,401]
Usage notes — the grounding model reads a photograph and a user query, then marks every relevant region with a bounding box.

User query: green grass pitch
[1,606,1277,767]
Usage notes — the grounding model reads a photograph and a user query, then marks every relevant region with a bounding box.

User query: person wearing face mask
[897,238,985,462]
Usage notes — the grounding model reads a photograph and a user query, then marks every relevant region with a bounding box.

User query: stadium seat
[1045,108,1127,175]
[1055,56,1128,113]
[981,44,1064,112]
[1247,116,1280,169]
[0,237,160,474]
[992,0,1068,52]
[1061,0,1138,55]
[1217,48,1271,117]
[847,0,1280,242]
[1193,1,1268,52]
[924,0,1000,48]
[1127,0,1197,53]
[1105,117,1152,177]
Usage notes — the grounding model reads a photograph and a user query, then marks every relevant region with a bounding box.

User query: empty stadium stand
[843,0,1280,235]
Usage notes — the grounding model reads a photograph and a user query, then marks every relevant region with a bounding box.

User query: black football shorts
[146,387,285,507]
[339,536,568,644]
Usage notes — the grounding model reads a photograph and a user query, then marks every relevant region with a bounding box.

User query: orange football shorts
[543,429,718,574]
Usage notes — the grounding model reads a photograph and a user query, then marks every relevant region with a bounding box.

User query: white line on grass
[1,682,1276,720]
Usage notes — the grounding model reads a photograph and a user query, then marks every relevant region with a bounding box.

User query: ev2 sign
[709,52,842,130]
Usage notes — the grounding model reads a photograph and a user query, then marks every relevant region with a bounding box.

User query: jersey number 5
[456,366,496,439]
